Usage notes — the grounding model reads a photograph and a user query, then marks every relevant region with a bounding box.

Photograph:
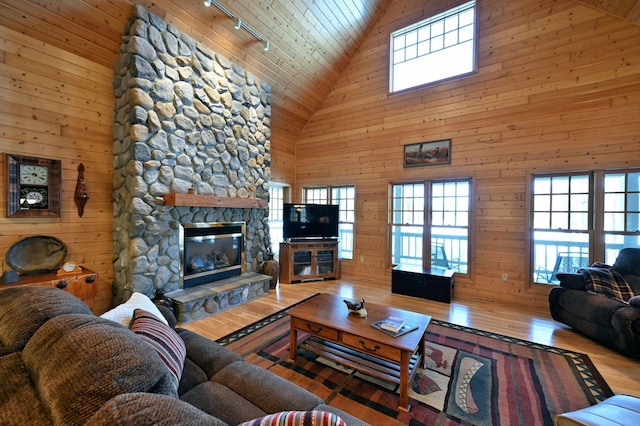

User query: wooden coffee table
[286,293,431,411]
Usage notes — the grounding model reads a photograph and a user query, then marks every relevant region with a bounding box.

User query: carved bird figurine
[343,298,367,318]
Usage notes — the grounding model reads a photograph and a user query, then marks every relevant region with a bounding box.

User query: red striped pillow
[130,308,186,389]
[238,410,346,426]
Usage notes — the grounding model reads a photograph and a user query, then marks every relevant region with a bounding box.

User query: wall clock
[6,153,62,218]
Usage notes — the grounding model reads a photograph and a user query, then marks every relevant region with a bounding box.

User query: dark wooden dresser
[0,267,98,309]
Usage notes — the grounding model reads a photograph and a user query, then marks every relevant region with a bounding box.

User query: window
[431,180,470,273]
[268,184,286,256]
[304,187,327,204]
[604,171,640,257]
[303,185,355,259]
[390,1,476,92]
[531,170,640,284]
[332,186,355,260]
[390,179,470,272]
[390,183,425,266]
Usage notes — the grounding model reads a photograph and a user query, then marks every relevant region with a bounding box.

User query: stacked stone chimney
[111,5,272,306]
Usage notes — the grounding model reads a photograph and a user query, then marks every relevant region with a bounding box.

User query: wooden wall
[0,0,302,313]
[295,0,640,307]
[1,0,639,313]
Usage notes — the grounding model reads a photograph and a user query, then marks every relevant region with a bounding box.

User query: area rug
[216,299,613,426]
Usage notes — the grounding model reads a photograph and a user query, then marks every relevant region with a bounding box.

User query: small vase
[261,254,279,289]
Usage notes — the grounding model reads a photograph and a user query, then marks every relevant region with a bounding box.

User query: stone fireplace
[111,5,273,321]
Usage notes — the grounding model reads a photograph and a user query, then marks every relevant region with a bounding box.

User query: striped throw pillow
[130,308,186,389]
[238,410,346,426]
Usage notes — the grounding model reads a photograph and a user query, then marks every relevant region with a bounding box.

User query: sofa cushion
[131,308,186,390]
[0,286,92,355]
[175,328,243,395]
[0,353,51,426]
[238,410,346,426]
[212,361,323,414]
[613,248,640,276]
[100,292,168,327]
[181,380,267,425]
[22,314,178,425]
[87,392,226,426]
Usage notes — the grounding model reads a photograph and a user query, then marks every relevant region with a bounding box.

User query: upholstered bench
[554,394,640,426]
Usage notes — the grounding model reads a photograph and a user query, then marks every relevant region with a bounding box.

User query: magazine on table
[378,315,406,333]
[371,317,418,337]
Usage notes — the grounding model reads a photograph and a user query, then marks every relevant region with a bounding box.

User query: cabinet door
[315,249,335,275]
[292,250,313,277]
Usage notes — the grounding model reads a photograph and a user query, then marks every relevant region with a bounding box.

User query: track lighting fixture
[204,0,270,53]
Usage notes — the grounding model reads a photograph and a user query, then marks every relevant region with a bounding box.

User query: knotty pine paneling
[295,0,640,307]
[0,0,639,313]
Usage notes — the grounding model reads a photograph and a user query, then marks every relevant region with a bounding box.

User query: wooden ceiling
[578,0,640,25]
[0,0,638,149]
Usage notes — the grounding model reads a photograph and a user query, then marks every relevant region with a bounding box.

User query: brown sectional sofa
[0,286,367,425]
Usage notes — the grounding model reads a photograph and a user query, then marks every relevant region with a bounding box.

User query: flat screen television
[283,203,339,240]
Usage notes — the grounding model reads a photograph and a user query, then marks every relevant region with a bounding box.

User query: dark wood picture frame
[403,139,451,167]
[6,153,62,218]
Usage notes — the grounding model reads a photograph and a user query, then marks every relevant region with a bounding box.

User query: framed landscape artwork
[403,139,451,167]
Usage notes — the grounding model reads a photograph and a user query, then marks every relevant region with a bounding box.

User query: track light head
[204,0,211,7]
[264,40,270,52]
[235,18,242,30]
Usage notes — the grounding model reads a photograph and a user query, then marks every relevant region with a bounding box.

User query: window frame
[389,0,477,93]
[528,168,640,287]
[302,185,356,260]
[389,178,471,273]
[267,183,289,256]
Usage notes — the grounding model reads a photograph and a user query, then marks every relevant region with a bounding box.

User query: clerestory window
[390,1,476,93]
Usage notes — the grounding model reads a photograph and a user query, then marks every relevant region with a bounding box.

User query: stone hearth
[168,272,270,323]
[111,5,273,319]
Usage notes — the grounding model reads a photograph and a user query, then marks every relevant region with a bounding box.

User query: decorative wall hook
[74,163,89,217]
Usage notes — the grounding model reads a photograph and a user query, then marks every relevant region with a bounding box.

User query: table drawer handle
[306,323,323,334]
[358,340,380,352]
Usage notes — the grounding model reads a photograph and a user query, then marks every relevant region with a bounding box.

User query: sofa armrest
[556,273,586,291]
[157,305,178,328]
[549,287,627,327]
[611,306,640,358]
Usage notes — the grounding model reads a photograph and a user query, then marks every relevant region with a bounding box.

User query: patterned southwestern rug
[216,298,613,426]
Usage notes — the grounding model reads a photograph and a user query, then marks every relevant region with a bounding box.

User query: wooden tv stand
[279,240,340,283]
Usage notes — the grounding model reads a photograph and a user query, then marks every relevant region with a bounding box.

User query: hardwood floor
[181,276,640,397]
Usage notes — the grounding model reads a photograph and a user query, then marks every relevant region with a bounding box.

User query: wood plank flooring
[181,277,640,397]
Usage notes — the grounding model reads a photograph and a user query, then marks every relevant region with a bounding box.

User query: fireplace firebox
[180,222,245,289]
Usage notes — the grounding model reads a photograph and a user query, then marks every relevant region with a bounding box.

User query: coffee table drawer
[342,333,400,360]
[292,317,339,340]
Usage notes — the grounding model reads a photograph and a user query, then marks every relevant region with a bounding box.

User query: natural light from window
[390,1,476,93]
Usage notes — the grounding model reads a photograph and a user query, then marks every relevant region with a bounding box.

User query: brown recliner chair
[548,248,640,359]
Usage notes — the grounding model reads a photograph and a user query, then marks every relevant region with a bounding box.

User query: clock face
[63,262,78,272]
[20,164,49,185]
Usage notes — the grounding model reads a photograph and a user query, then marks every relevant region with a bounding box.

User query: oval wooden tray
[5,235,67,274]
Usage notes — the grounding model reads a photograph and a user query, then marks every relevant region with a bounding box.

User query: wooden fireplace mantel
[163,193,268,209]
